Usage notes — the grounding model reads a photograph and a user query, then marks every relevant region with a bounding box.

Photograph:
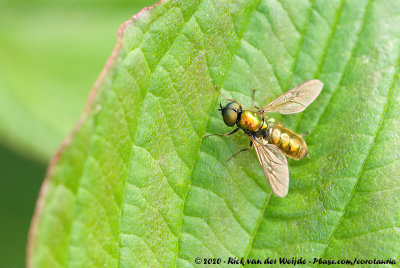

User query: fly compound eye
[221,102,240,127]
[223,109,237,127]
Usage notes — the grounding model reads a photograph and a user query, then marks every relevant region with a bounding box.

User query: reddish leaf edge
[26,1,167,267]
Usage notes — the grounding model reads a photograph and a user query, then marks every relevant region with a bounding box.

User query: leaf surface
[29,0,400,267]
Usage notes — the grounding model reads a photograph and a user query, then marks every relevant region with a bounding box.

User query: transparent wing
[261,79,323,114]
[252,137,289,197]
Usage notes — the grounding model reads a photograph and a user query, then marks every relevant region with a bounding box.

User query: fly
[204,80,323,197]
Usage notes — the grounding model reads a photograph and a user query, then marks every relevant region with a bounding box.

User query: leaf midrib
[173,0,264,266]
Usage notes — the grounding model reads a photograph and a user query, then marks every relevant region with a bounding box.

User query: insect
[204,80,323,197]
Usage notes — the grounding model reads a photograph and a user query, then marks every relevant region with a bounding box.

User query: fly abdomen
[266,124,308,160]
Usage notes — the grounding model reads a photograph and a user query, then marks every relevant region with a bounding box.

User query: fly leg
[227,140,253,162]
[202,128,239,139]
[300,131,310,137]
[215,85,236,102]
[252,88,260,109]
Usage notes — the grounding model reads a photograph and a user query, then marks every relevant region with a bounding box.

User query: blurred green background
[0,0,155,266]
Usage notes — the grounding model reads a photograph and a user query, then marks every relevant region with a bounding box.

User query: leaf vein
[319,9,400,257]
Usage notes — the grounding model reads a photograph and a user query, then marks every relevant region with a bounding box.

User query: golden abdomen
[266,124,308,160]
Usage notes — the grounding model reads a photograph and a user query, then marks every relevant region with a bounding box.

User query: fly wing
[252,137,289,197]
[261,79,323,114]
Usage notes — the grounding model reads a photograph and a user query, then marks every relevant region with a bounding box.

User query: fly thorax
[238,110,263,132]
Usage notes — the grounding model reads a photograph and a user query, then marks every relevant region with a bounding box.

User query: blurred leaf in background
[0,0,155,267]
[0,0,156,162]
[0,146,45,268]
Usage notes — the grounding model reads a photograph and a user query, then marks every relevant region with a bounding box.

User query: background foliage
[0,0,155,267]
[27,0,400,267]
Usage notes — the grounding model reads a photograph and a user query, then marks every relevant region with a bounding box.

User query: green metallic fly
[204,80,323,197]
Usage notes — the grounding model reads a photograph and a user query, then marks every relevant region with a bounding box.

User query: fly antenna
[215,85,236,102]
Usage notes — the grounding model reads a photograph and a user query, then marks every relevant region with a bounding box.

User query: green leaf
[29,0,400,267]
